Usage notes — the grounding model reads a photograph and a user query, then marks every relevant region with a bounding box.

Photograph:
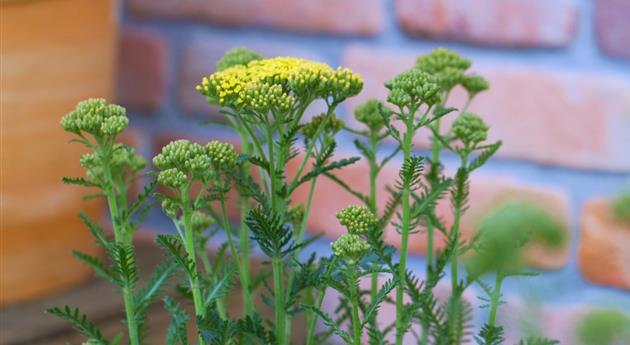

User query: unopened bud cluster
[216,47,264,71]
[331,205,377,262]
[415,48,489,97]
[153,139,238,190]
[451,113,489,148]
[385,69,441,109]
[79,144,145,182]
[354,99,391,133]
[61,98,128,137]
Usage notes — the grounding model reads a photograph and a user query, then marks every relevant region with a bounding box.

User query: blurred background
[1,0,630,344]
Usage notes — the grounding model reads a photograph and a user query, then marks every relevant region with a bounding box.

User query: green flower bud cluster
[331,205,377,262]
[157,168,187,189]
[451,113,489,148]
[161,199,179,219]
[191,211,214,233]
[197,56,363,115]
[462,74,490,97]
[205,140,238,170]
[336,205,378,234]
[301,113,344,139]
[216,47,264,71]
[79,144,146,181]
[153,139,238,189]
[415,48,471,74]
[385,69,441,109]
[354,99,392,132]
[61,98,128,137]
[331,234,370,262]
[416,48,471,92]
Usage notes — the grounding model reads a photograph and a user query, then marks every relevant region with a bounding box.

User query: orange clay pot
[1,0,117,305]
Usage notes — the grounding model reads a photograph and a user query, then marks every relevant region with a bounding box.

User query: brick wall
[115,0,630,339]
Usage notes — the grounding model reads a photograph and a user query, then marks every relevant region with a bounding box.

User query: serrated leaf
[62,176,100,188]
[46,306,109,344]
[72,251,118,285]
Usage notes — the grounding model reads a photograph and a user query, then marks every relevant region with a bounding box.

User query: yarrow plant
[53,47,567,345]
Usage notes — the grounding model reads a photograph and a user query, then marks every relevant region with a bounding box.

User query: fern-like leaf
[46,306,109,344]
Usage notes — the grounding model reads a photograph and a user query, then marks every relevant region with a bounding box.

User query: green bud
[462,74,490,98]
[301,113,344,139]
[216,47,264,71]
[336,205,378,234]
[415,48,471,74]
[354,99,391,132]
[191,211,214,233]
[157,168,187,189]
[153,140,205,170]
[161,199,179,219]
[331,234,370,261]
[385,69,441,109]
[451,113,489,148]
[205,140,238,170]
[60,98,128,138]
[287,203,305,226]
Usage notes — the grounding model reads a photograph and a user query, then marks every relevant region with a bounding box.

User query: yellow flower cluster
[197,57,363,113]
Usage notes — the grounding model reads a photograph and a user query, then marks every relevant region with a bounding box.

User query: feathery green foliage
[55,48,566,345]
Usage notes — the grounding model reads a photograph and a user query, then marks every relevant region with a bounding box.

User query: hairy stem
[367,131,380,326]
[488,273,504,327]
[181,190,205,345]
[395,113,415,345]
[102,151,139,345]
[350,271,362,345]
[272,255,286,345]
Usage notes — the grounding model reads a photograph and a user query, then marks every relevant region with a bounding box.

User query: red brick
[578,198,630,291]
[294,151,571,270]
[395,0,578,47]
[343,45,630,172]
[596,0,630,60]
[129,0,383,36]
[116,28,167,112]
[179,34,326,116]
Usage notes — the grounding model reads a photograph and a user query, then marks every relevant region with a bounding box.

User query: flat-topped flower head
[415,48,471,75]
[205,140,238,170]
[336,205,378,234]
[331,234,370,262]
[301,113,345,139]
[462,74,490,98]
[197,56,363,112]
[61,98,128,137]
[385,69,441,109]
[216,47,264,71]
[451,113,489,148]
[354,99,392,132]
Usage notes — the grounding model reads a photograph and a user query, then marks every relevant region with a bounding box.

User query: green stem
[102,152,140,345]
[272,256,286,345]
[219,198,254,316]
[487,273,504,327]
[238,133,254,316]
[350,271,362,345]
[395,113,415,345]
[181,190,206,345]
[199,251,227,319]
[367,132,379,315]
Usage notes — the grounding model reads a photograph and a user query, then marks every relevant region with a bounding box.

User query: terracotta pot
[1,0,116,305]
[578,199,630,291]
